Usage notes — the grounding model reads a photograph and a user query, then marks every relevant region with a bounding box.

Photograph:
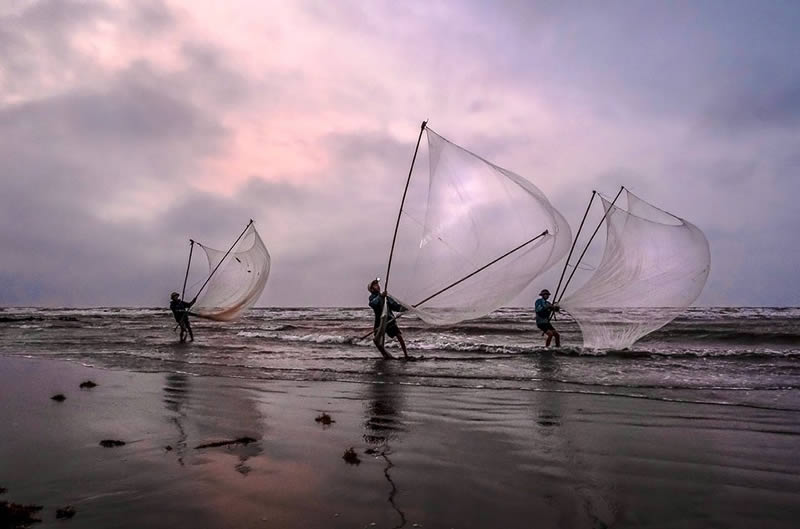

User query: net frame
[561,189,711,348]
[388,127,572,325]
[192,223,271,321]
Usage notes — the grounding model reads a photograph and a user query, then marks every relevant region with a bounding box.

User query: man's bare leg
[545,331,554,347]
[554,331,560,347]
[396,334,410,359]
[373,336,394,360]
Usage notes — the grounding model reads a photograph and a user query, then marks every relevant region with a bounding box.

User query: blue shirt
[369,293,406,328]
[534,297,553,325]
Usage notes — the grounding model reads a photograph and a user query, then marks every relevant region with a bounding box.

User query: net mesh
[561,190,710,348]
[389,128,572,325]
[193,224,270,321]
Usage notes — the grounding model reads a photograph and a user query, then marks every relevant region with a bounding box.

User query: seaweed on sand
[195,437,257,449]
[315,413,335,425]
[99,440,125,448]
[55,506,76,519]
[342,447,361,465]
[0,501,43,527]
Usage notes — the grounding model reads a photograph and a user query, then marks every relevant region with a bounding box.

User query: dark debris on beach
[315,412,335,425]
[55,506,76,520]
[99,440,125,448]
[342,447,361,465]
[79,381,97,389]
[50,394,66,402]
[195,437,257,449]
[0,501,43,528]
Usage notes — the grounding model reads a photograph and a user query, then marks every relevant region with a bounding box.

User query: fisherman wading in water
[368,279,410,360]
[535,289,561,347]
[170,292,195,343]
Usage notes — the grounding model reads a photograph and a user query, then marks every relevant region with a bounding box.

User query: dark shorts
[376,322,401,338]
[536,321,555,333]
[173,314,191,330]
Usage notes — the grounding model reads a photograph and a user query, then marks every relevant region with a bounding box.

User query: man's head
[539,289,551,299]
[368,279,381,294]
[170,292,180,300]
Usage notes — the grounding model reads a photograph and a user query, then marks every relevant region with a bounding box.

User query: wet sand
[1,354,799,528]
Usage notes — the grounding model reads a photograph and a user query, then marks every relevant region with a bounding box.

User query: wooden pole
[556,187,624,304]
[191,219,254,304]
[181,240,195,300]
[376,121,427,344]
[553,191,595,302]
[383,120,427,296]
[362,229,550,341]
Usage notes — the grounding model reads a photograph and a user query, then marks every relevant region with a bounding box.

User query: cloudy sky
[1,0,798,308]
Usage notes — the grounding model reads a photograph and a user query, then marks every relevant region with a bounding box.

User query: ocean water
[1,306,798,411]
[2,307,800,528]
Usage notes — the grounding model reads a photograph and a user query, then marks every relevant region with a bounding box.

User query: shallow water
[2,307,800,528]
[1,306,799,411]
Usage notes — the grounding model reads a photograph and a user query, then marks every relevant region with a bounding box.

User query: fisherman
[534,289,560,347]
[368,279,410,360]
[170,292,195,343]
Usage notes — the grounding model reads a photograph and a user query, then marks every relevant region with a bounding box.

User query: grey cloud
[323,129,412,172]
[452,1,800,125]
[135,174,397,307]
[15,0,111,35]
[180,42,251,105]
[0,41,247,306]
[704,78,800,133]
[0,61,228,213]
[0,0,115,94]
[1,66,224,145]
[131,0,175,35]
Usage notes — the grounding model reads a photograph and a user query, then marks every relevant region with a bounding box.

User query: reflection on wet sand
[363,360,408,528]
[3,353,799,529]
[157,367,329,527]
[533,352,563,432]
[530,352,617,528]
[162,368,265,473]
[163,372,189,465]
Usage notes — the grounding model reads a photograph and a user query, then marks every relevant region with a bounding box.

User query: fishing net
[560,190,710,348]
[193,223,270,321]
[388,127,572,325]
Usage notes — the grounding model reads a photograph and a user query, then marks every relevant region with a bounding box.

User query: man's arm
[387,296,406,313]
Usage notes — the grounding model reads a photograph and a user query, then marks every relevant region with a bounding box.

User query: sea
[1,306,798,412]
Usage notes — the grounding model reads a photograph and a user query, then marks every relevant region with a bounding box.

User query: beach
[2,347,799,528]
[5,0,800,526]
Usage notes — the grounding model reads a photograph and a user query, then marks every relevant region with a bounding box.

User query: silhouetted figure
[170,292,194,343]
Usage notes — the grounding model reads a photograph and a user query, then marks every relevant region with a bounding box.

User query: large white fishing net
[388,127,572,325]
[560,190,710,348]
[193,223,270,321]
